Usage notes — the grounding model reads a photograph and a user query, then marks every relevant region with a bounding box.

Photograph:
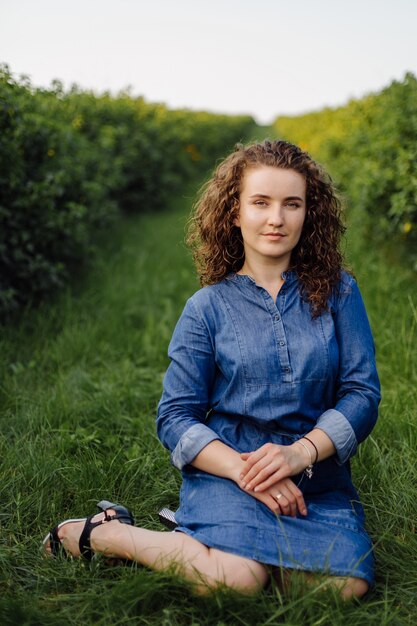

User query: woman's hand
[239,476,307,517]
[239,442,310,493]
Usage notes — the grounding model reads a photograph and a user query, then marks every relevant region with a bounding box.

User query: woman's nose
[267,205,284,226]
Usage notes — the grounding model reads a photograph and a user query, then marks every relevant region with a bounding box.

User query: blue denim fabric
[157,271,380,469]
[156,271,381,582]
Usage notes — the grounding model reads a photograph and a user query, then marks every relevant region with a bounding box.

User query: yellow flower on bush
[403,222,412,234]
[72,115,83,129]
[185,144,200,161]
[47,148,55,157]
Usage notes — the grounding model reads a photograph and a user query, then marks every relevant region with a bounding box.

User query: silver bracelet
[295,440,314,479]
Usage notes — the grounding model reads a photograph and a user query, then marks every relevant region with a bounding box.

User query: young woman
[44,140,380,600]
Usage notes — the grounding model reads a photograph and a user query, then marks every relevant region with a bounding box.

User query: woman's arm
[191,439,307,516]
[239,275,381,492]
[238,428,336,492]
[156,297,220,470]
[191,439,243,482]
[313,276,381,463]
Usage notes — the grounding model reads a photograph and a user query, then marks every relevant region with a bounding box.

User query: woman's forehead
[239,166,307,197]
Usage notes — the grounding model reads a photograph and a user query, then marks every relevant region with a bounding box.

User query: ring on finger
[275,493,283,500]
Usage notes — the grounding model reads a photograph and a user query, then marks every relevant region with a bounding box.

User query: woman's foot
[44,512,106,557]
[43,502,135,560]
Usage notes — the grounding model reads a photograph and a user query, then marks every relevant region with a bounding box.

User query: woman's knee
[230,562,269,593]
[209,551,269,594]
[309,573,370,599]
[193,565,267,596]
[340,576,369,599]
[273,569,369,600]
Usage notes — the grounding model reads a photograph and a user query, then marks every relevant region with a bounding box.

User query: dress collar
[227,270,298,285]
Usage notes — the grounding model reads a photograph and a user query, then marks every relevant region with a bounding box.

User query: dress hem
[174,526,374,585]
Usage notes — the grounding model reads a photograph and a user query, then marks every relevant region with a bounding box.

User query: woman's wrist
[191,440,245,483]
[291,440,312,470]
[294,429,336,466]
[301,436,319,463]
[230,458,246,484]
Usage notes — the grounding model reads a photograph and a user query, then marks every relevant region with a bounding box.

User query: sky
[1,0,416,124]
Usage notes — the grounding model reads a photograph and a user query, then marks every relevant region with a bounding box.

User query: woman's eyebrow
[248,193,304,201]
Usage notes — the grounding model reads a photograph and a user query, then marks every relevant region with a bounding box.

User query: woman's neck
[237,260,288,301]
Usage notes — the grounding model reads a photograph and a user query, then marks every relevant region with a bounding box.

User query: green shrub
[0,69,112,316]
[0,66,256,317]
[273,73,417,256]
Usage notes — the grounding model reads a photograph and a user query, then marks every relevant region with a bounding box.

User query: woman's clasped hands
[237,442,308,518]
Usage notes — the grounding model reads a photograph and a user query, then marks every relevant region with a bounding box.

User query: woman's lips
[262,232,286,239]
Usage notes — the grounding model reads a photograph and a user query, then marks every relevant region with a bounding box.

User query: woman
[44,140,380,599]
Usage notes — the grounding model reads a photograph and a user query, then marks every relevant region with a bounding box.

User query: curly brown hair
[186,139,346,316]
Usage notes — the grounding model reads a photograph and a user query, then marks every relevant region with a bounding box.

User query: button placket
[275,288,292,381]
[260,288,292,382]
[274,316,292,382]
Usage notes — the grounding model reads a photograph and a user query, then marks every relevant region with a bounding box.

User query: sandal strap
[79,502,135,561]
[97,500,135,526]
[79,514,104,561]
[49,526,65,557]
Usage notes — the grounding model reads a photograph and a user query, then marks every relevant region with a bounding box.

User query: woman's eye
[286,202,301,209]
[254,200,267,206]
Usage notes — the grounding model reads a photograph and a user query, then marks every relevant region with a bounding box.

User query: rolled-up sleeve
[156,298,220,470]
[316,277,381,464]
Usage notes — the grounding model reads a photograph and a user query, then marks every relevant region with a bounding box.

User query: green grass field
[1,182,416,625]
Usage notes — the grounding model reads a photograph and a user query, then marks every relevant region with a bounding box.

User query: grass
[0,182,416,625]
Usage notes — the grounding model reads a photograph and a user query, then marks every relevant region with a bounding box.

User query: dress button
[284,367,291,373]
[274,314,281,321]
[279,341,285,346]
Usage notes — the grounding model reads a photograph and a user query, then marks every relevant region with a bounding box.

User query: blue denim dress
[157,271,381,584]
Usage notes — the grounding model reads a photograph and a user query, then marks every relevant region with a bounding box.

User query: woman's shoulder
[188,276,235,305]
[338,269,357,292]
[184,279,236,324]
[328,270,364,311]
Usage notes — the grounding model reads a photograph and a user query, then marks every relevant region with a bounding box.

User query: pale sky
[1,0,416,124]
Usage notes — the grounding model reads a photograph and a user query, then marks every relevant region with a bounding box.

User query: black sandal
[43,500,135,561]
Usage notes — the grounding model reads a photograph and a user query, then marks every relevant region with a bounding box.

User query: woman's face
[234,165,307,270]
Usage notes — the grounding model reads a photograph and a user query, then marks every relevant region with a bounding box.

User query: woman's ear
[232,202,240,227]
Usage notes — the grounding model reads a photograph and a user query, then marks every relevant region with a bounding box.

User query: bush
[273,73,417,256]
[0,66,256,317]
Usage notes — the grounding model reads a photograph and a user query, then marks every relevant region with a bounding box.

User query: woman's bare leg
[275,568,369,600]
[52,510,269,594]
[326,576,369,599]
